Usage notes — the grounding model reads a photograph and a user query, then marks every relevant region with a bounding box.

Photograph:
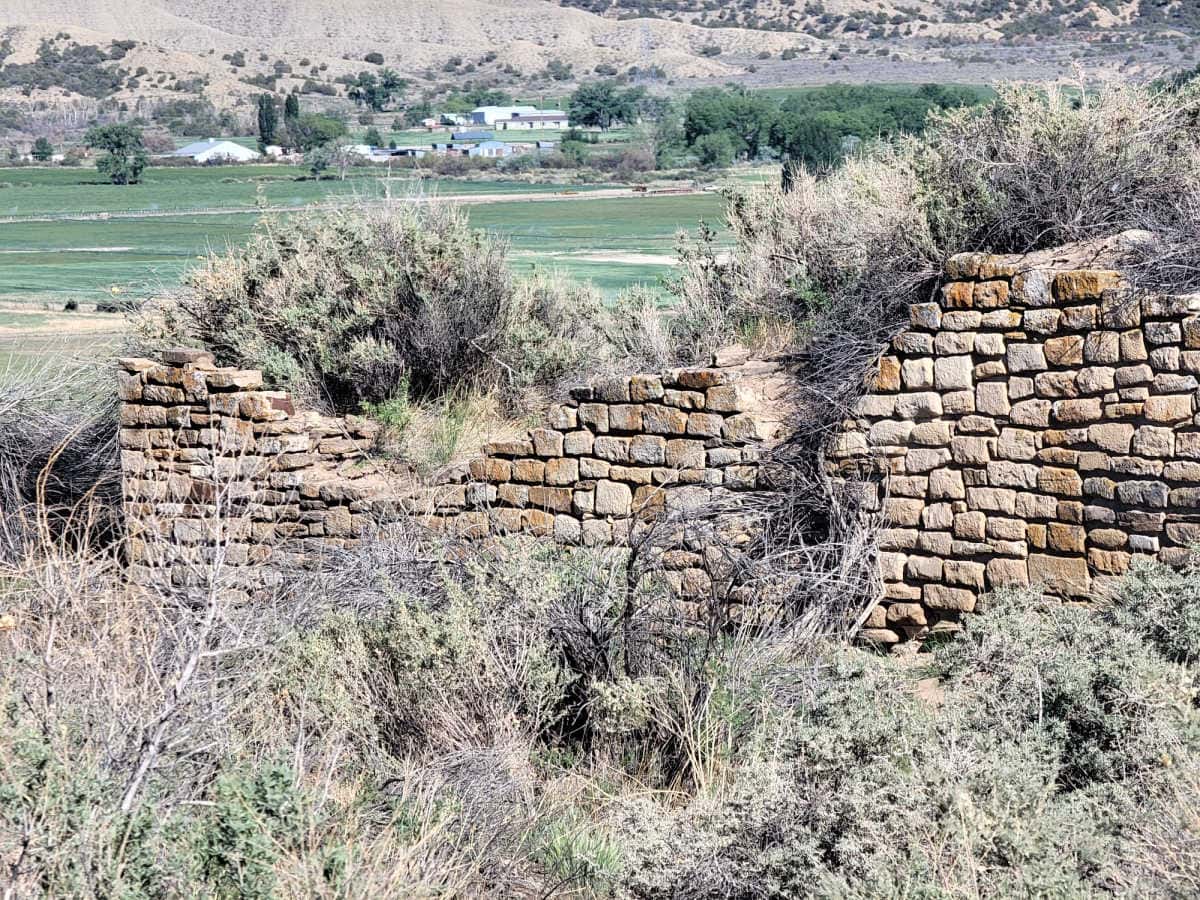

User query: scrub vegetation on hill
[6,77,1200,896]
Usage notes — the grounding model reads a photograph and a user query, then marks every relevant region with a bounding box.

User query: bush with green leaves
[1104,557,1200,664]
[84,122,148,185]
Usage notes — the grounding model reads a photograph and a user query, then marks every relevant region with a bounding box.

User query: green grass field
[0,165,726,303]
[0,165,621,218]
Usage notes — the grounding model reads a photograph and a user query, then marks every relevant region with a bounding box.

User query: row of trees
[680,83,988,168]
[256,93,346,152]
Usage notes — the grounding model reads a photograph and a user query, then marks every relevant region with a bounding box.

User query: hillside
[3,0,1197,119]
[0,0,813,106]
[556,0,1200,38]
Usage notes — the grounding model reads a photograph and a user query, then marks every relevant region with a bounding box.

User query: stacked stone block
[428,357,794,599]
[118,348,794,596]
[118,349,383,587]
[828,254,1200,644]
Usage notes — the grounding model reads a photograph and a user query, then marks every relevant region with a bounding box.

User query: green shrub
[619,589,1200,898]
[195,763,303,899]
[937,590,1192,789]
[535,812,623,895]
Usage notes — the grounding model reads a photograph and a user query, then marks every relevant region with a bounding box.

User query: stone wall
[120,246,1200,637]
[118,347,797,595]
[828,248,1200,645]
[118,348,391,586]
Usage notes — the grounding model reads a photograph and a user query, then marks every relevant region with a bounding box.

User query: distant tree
[464,86,512,107]
[284,93,300,123]
[769,109,844,169]
[652,116,684,168]
[364,51,384,65]
[31,137,53,161]
[559,139,589,166]
[543,58,573,81]
[291,114,347,151]
[567,80,646,130]
[402,100,433,127]
[308,140,355,180]
[683,87,775,160]
[348,69,407,112]
[380,69,406,104]
[693,131,734,168]
[766,83,987,169]
[84,123,148,184]
[256,94,278,146]
[364,126,383,147]
[347,72,377,109]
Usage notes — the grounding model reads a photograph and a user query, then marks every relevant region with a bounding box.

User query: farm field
[0,165,622,219]
[0,166,728,339]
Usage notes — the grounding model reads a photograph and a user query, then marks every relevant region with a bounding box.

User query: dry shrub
[617,573,1200,899]
[0,352,121,560]
[137,200,664,417]
[4,497,1200,897]
[671,79,1200,376]
[918,83,1200,263]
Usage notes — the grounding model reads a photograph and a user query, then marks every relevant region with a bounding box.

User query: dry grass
[3,473,1200,897]
[0,352,121,562]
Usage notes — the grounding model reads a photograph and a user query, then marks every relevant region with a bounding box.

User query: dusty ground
[0,303,123,336]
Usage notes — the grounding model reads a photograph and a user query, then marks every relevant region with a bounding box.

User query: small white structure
[170,139,261,163]
[469,105,538,125]
[495,111,570,131]
[468,140,515,159]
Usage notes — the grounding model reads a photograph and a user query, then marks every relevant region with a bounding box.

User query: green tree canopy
[84,123,148,184]
[402,99,433,127]
[441,87,514,116]
[567,80,646,130]
[284,93,300,122]
[683,87,775,160]
[291,114,347,151]
[31,136,53,161]
[256,94,278,146]
[694,131,734,168]
[348,69,407,111]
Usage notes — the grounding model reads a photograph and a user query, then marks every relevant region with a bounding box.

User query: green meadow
[0,165,727,304]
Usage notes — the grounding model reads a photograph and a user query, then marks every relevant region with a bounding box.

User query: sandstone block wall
[829,251,1200,645]
[123,249,1200,638]
[118,349,393,586]
[118,348,796,596]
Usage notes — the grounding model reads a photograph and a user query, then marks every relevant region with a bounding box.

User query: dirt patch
[0,304,125,337]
